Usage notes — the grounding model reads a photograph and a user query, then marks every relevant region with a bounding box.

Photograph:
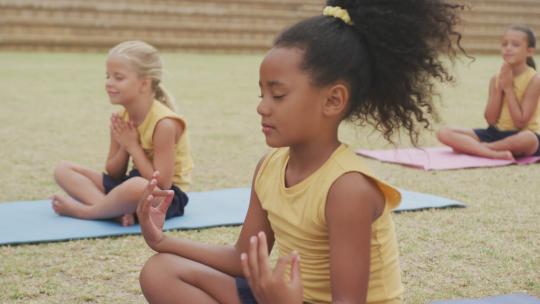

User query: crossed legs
[437,127,539,159]
[139,253,241,304]
[51,160,147,225]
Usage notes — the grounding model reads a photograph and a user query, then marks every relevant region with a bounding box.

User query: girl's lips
[261,124,274,135]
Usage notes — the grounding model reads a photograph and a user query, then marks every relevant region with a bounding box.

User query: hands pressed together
[110,113,140,152]
[499,62,514,93]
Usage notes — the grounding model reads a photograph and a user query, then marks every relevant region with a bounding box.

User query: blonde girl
[52,41,193,226]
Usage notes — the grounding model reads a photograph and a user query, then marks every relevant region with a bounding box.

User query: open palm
[136,172,174,251]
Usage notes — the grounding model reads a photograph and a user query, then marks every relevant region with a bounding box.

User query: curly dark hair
[274,0,465,143]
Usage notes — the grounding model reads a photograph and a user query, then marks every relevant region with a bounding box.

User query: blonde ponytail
[154,83,178,113]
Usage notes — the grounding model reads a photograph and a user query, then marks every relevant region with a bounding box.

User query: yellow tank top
[496,67,540,131]
[121,101,193,191]
[254,144,403,304]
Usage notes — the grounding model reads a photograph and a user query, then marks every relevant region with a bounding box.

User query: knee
[139,253,180,299]
[140,254,164,291]
[436,127,451,143]
[54,160,75,180]
[123,176,149,195]
[518,130,539,153]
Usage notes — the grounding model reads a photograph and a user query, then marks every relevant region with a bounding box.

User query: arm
[105,114,129,179]
[128,118,178,189]
[326,172,385,304]
[137,158,274,277]
[484,75,505,126]
[503,74,540,129]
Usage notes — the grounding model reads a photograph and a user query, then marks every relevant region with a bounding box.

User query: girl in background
[52,40,193,226]
[438,25,540,159]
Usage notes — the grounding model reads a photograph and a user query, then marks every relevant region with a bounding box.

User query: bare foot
[490,150,514,160]
[478,144,514,160]
[50,194,84,217]
[116,213,136,226]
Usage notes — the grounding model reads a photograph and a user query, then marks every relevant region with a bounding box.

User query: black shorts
[235,278,312,304]
[474,126,540,156]
[102,169,188,219]
[235,277,257,304]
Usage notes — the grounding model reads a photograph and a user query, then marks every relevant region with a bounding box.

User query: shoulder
[529,72,540,86]
[523,72,540,95]
[153,118,183,142]
[155,117,183,132]
[254,148,285,180]
[325,172,385,222]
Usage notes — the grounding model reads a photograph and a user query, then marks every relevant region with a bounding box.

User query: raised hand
[240,231,303,304]
[110,113,140,152]
[136,171,174,251]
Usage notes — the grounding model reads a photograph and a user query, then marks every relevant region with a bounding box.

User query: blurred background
[0,0,538,54]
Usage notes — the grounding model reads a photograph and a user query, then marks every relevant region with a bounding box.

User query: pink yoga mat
[356,147,540,170]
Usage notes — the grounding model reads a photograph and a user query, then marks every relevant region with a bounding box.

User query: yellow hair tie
[323,6,353,26]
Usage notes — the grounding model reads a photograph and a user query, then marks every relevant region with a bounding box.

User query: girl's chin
[108,98,124,105]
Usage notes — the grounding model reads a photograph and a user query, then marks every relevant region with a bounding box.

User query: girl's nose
[256,97,271,116]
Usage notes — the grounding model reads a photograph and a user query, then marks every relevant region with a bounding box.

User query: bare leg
[52,177,147,222]
[53,161,106,205]
[53,161,137,225]
[484,130,540,157]
[140,253,241,304]
[437,127,513,160]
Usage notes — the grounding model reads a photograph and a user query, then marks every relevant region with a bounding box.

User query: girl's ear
[140,77,152,94]
[323,83,349,117]
[527,46,535,57]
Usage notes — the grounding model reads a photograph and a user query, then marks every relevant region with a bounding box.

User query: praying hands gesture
[110,113,140,152]
[499,62,514,93]
[240,231,304,304]
[136,171,174,251]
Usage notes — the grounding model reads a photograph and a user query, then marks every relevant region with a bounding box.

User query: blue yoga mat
[431,293,540,304]
[0,188,465,245]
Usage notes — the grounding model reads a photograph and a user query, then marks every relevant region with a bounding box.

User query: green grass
[0,52,539,303]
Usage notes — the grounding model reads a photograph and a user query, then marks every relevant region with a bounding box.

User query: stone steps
[0,0,538,54]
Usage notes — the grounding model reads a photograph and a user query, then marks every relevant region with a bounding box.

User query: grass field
[0,52,538,304]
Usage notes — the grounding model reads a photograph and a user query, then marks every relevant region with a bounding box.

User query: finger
[289,252,302,287]
[273,254,292,280]
[156,190,174,214]
[151,189,172,197]
[257,231,271,278]
[247,236,260,281]
[112,114,120,125]
[138,194,154,225]
[240,253,253,285]
[117,120,125,132]
[112,120,121,133]
[136,178,158,215]
[148,189,171,207]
